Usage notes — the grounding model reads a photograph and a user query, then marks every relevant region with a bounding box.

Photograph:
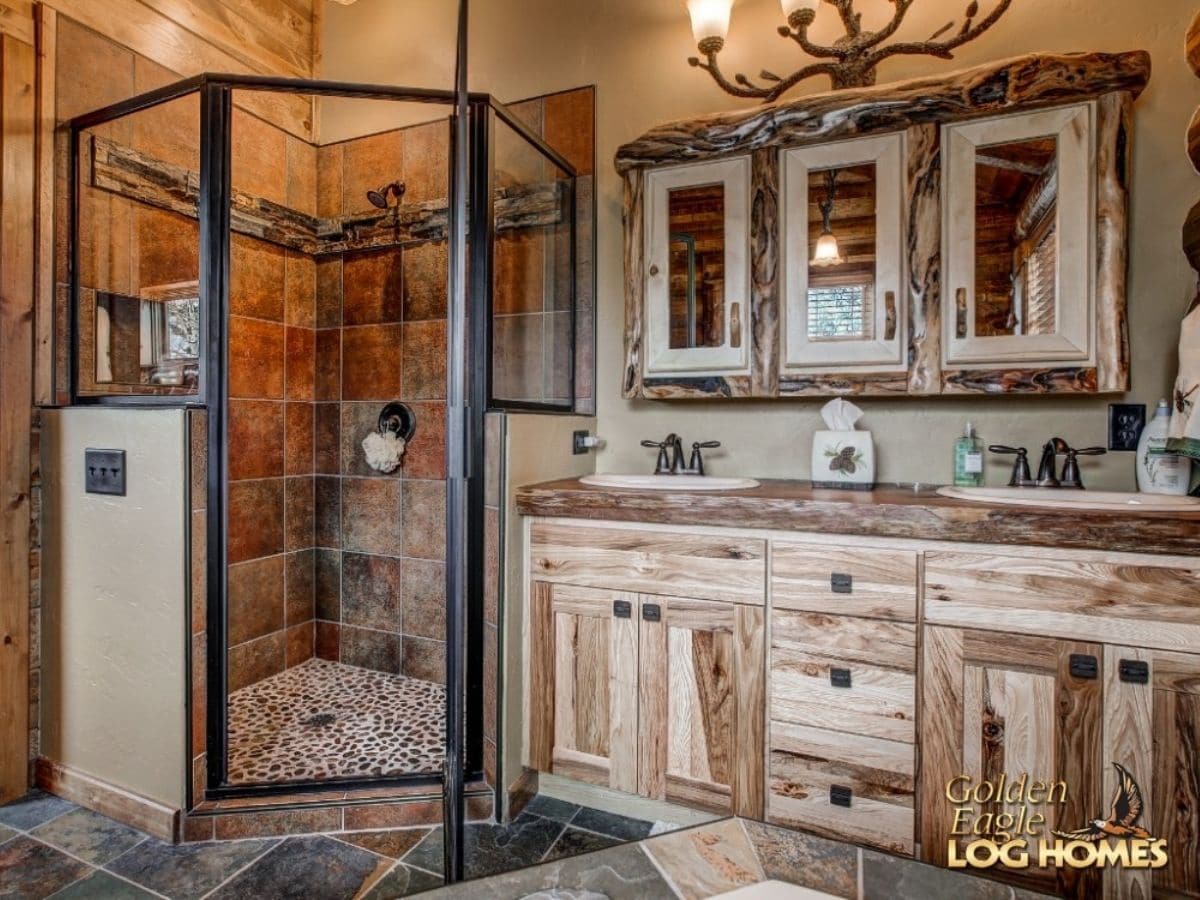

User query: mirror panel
[93,284,201,389]
[806,162,877,343]
[667,184,726,349]
[972,136,1059,338]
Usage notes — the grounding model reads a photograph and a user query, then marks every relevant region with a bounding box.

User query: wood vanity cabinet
[526,523,767,817]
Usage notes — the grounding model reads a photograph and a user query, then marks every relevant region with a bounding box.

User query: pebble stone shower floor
[226,659,446,784]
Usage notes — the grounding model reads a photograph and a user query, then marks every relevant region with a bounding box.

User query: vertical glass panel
[973,136,1058,337]
[492,113,575,406]
[806,162,876,342]
[75,92,200,396]
[667,184,725,349]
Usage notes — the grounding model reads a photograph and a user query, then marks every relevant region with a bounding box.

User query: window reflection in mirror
[94,283,200,389]
[806,162,877,342]
[667,183,725,349]
[973,136,1058,337]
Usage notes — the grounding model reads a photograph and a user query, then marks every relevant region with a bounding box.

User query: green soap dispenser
[954,422,984,487]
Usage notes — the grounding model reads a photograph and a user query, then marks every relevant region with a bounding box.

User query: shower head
[367,180,406,210]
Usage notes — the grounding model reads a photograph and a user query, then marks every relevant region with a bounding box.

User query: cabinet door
[920,626,1103,899]
[639,596,765,817]
[1103,646,1200,900]
[528,582,640,794]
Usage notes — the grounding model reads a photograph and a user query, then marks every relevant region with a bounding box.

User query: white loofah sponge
[362,431,406,474]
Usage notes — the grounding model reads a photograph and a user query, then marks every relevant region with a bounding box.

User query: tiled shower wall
[310,120,452,684]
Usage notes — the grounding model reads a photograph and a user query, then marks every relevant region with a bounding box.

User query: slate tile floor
[0,790,660,899]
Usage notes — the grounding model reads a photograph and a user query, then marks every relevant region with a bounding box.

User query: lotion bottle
[954,422,984,487]
[1136,400,1191,494]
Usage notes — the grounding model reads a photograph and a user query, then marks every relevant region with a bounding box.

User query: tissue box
[811,430,875,490]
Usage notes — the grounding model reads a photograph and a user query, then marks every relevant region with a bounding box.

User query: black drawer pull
[613,600,632,619]
[1119,659,1149,684]
[830,785,853,807]
[642,603,662,623]
[831,573,853,594]
[830,668,852,688]
[1069,654,1099,680]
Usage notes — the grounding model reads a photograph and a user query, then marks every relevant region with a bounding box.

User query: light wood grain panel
[48,0,312,138]
[527,581,554,771]
[771,544,917,621]
[530,522,766,604]
[771,610,916,672]
[907,122,942,394]
[621,170,645,398]
[750,147,778,398]
[0,33,35,805]
[638,606,667,800]
[32,3,52,405]
[733,604,765,818]
[1152,677,1200,897]
[0,1,33,44]
[1102,645,1152,900]
[769,720,914,855]
[1095,91,1132,393]
[925,551,1200,652]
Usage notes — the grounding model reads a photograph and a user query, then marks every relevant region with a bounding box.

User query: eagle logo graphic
[1053,762,1155,842]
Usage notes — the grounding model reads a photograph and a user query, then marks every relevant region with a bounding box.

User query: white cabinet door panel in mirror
[782,134,905,372]
[644,158,751,377]
[943,103,1095,368]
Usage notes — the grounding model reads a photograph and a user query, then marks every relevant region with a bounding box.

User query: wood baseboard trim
[35,757,180,843]
[506,767,538,822]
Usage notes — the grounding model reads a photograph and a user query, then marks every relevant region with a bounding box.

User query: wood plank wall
[0,0,319,804]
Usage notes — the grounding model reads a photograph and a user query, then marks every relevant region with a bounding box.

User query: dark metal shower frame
[65,74,580,810]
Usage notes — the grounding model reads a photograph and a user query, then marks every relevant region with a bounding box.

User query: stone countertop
[515,478,1200,557]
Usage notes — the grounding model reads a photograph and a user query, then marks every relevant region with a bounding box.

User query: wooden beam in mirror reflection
[89,135,566,256]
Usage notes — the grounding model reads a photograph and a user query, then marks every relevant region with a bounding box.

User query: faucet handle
[988,445,1034,487]
[987,445,1026,455]
[1071,446,1107,456]
[693,440,721,450]
[1059,446,1107,489]
[640,439,666,448]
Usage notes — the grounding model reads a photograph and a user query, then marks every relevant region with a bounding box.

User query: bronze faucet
[990,438,1106,489]
[641,434,721,475]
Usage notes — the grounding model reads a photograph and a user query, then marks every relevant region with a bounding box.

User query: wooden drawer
[772,544,917,621]
[768,720,914,855]
[925,551,1200,651]
[529,522,766,604]
[770,611,916,743]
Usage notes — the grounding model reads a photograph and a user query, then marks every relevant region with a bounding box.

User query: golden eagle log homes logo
[945,763,1167,871]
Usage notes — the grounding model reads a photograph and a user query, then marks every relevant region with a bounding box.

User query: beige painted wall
[40,409,189,809]
[322,0,1200,490]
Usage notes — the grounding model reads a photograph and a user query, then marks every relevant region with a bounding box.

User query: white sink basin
[581,473,760,492]
[937,485,1200,513]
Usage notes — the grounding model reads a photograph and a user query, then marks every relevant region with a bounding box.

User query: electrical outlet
[85,448,126,496]
[1107,404,1145,452]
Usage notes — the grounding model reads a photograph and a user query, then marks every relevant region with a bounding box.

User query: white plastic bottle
[1136,399,1192,494]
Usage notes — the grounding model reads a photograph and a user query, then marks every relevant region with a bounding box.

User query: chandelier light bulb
[686,0,735,53]
[811,230,844,267]
[781,0,819,28]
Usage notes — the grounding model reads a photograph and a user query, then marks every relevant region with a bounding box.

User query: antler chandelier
[686,0,1013,101]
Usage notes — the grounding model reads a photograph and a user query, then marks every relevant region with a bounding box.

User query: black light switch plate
[1107,404,1145,452]
[85,448,126,496]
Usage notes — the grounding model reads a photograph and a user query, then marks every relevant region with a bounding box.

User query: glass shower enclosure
[67,71,578,879]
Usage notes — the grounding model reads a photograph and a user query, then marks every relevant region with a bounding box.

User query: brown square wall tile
[315,329,341,401]
[402,320,447,401]
[403,559,446,640]
[317,143,344,218]
[402,480,446,561]
[342,248,404,326]
[314,476,341,549]
[136,207,199,288]
[228,478,285,564]
[284,622,315,668]
[544,88,595,176]
[190,409,208,507]
[342,324,403,401]
[341,477,403,556]
[315,403,340,473]
[341,625,400,673]
[400,402,446,480]
[285,549,315,625]
[402,637,445,684]
[315,621,340,661]
[315,550,341,620]
[484,507,499,626]
[229,631,286,692]
[402,241,447,321]
[191,509,207,634]
[315,257,342,328]
[286,138,318,217]
[231,234,286,321]
[493,314,544,403]
[341,553,403,632]
[228,555,285,646]
[340,402,399,478]
[493,232,545,315]
[285,327,316,400]
[284,252,316,328]
[229,316,285,399]
[402,120,449,203]
[285,402,314,476]
[228,400,284,481]
[285,477,314,551]
[233,109,288,206]
[343,131,404,217]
